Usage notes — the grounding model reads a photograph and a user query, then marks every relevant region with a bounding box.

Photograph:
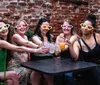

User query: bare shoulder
[71,34,80,39]
[73,39,80,48]
[95,33,100,44]
[95,33,100,37]
[56,33,63,39]
[12,34,20,39]
[70,34,80,44]
[59,33,64,37]
[12,34,25,41]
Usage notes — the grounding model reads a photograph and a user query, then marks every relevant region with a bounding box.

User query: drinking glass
[54,44,61,65]
[49,43,55,54]
[59,42,65,50]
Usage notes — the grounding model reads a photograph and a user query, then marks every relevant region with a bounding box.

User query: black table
[21,58,97,75]
[21,58,97,85]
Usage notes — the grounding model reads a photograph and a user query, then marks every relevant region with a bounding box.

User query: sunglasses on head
[41,25,52,30]
[80,23,94,31]
[61,25,73,30]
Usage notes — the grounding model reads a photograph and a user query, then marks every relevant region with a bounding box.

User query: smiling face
[16,20,28,35]
[80,20,93,35]
[61,21,73,35]
[0,22,9,37]
[40,21,50,35]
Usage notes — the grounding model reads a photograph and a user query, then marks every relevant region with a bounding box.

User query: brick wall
[0,0,100,41]
[89,0,100,32]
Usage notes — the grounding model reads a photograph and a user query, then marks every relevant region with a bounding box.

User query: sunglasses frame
[61,25,73,30]
[0,24,10,32]
[41,25,52,30]
[80,23,94,31]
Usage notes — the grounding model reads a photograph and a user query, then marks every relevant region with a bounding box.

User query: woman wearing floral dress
[7,18,48,85]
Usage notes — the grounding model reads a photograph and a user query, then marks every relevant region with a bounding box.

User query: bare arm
[0,40,47,53]
[69,34,80,44]
[56,33,64,44]
[12,34,39,48]
[95,33,100,45]
[31,36,43,46]
[69,41,80,60]
[0,40,23,51]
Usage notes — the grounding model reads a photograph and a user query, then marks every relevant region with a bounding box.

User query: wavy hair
[34,18,52,42]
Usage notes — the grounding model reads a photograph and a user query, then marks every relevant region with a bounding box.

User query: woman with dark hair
[31,18,53,85]
[34,18,52,43]
[68,14,100,85]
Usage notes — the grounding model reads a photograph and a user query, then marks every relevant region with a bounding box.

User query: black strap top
[78,34,100,63]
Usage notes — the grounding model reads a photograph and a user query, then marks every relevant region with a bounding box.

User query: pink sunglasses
[61,25,73,30]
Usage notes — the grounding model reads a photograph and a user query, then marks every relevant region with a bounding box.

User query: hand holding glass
[59,42,65,50]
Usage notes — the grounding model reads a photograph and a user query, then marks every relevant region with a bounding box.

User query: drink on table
[49,43,55,54]
[54,44,61,65]
[59,42,65,50]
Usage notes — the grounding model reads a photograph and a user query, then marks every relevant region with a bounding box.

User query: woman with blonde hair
[7,18,48,85]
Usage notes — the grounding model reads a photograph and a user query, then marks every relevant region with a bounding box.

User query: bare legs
[30,71,41,85]
[0,71,19,85]
[44,75,53,85]
[30,71,53,85]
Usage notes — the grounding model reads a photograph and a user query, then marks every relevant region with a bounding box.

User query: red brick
[7,5,16,9]
[0,9,8,13]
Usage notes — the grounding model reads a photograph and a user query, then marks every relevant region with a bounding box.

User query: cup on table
[59,42,65,50]
[54,56,61,65]
[49,43,55,54]
[54,44,61,65]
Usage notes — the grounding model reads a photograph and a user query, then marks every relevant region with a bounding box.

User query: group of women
[0,14,100,85]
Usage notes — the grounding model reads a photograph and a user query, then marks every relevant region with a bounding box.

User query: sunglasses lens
[83,24,86,27]
[48,26,52,29]
[62,25,73,30]
[88,26,92,29]
[42,26,46,28]
[69,25,73,28]
[6,24,10,27]
[4,25,7,28]
[80,23,85,27]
